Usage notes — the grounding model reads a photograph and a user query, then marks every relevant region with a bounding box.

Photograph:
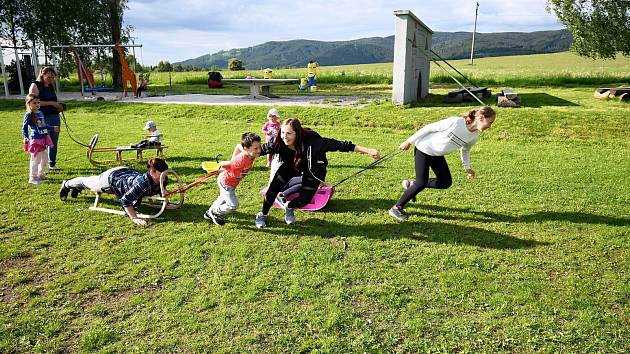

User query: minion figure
[307,60,318,92]
[263,68,273,79]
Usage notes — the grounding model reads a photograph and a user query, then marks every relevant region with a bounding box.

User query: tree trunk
[109,0,122,87]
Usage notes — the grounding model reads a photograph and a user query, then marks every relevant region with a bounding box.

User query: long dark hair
[272,118,319,170]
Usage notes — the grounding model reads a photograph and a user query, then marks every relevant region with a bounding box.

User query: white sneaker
[285,208,295,225]
[28,178,42,185]
[255,212,267,228]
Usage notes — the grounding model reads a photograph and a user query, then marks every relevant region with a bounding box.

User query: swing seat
[85,87,115,92]
[259,185,335,211]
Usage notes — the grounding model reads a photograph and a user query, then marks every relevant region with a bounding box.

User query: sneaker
[255,212,267,228]
[29,178,42,185]
[49,165,61,170]
[70,188,82,198]
[388,206,409,221]
[275,195,288,210]
[402,179,417,202]
[285,207,295,225]
[203,209,225,226]
[59,180,70,201]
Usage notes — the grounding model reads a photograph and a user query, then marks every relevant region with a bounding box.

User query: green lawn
[1,84,629,351]
[16,51,628,98]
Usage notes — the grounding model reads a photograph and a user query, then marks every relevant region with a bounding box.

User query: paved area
[2,92,384,108]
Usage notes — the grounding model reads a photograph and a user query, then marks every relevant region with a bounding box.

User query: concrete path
[2,92,383,108]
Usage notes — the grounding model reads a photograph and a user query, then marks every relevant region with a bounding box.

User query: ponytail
[464,106,496,124]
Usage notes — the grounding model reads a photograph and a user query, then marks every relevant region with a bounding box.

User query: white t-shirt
[405,116,479,169]
[147,129,161,142]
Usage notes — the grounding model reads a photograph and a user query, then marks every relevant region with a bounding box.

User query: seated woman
[59,158,169,226]
[256,118,379,227]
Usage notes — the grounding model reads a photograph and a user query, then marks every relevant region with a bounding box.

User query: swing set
[50,43,143,97]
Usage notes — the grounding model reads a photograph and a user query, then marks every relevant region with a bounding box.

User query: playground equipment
[260,149,403,211]
[68,45,115,95]
[90,158,222,219]
[50,43,142,96]
[430,50,490,105]
[594,87,630,102]
[207,71,223,88]
[1,44,38,97]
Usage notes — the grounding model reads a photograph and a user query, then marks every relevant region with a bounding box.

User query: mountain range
[174,29,572,69]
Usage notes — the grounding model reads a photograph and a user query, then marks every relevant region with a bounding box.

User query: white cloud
[125,0,564,65]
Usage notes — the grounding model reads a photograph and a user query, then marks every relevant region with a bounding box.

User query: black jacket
[261,134,356,181]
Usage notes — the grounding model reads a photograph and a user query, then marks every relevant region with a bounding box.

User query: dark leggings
[395,148,452,208]
[262,163,324,214]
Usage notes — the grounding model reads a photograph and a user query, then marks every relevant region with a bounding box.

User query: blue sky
[125,0,564,65]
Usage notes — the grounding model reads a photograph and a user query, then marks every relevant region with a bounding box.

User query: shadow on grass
[517,93,579,108]
[405,93,579,108]
[226,213,545,250]
[328,198,629,227]
[419,204,630,227]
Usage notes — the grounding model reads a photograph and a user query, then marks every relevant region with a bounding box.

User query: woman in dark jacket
[29,67,64,169]
[256,118,379,227]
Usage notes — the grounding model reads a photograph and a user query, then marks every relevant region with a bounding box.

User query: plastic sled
[201,161,220,173]
[260,185,335,211]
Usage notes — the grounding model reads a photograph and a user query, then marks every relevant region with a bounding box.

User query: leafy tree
[547,0,630,59]
[228,58,244,71]
[157,60,173,72]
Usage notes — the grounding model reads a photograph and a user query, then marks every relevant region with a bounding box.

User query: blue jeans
[44,113,60,167]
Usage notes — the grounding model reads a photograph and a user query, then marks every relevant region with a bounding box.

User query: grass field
[4,51,628,97]
[1,55,629,351]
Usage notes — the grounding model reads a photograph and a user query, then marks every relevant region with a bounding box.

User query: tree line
[0,0,131,88]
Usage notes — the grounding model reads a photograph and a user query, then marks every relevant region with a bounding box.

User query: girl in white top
[389,106,496,221]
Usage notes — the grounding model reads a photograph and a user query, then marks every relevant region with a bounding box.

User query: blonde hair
[37,66,57,82]
[464,106,496,124]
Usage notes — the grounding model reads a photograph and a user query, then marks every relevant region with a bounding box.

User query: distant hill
[174,29,572,69]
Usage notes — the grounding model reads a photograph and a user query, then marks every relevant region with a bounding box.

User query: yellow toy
[307,60,318,92]
[263,68,273,79]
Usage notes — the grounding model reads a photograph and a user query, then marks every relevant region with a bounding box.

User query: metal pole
[51,52,61,93]
[51,44,142,49]
[15,48,24,95]
[32,40,39,76]
[131,39,137,77]
[470,2,479,65]
[0,49,8,97]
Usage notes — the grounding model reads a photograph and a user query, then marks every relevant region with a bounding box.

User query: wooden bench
[87,133,167,168]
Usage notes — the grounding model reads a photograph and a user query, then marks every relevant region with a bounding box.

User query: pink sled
[259,185,335,211]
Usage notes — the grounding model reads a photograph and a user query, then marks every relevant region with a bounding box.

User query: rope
[332,149,404,188]
[163,170,220,197]
[430,50,478,88]
[60,111,91,147]
[432,59,485,106]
